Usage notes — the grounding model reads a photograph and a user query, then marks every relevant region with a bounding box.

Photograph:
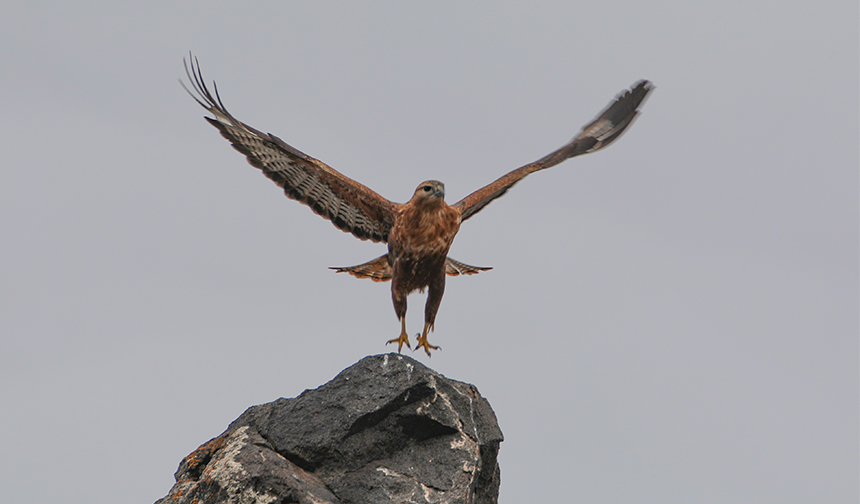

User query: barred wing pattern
[454,80,653,222]
[183,57,397,243]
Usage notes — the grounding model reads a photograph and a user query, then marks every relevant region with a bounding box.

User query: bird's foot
[414,329,440,357]
[386,319,411,353]
[386,332,412,353]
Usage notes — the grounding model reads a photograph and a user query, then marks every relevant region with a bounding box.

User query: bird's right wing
[183,56,397,243]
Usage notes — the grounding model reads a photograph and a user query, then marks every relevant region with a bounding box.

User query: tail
[444,257,493,276]
[330,255,392,282]
[331,255,492,282]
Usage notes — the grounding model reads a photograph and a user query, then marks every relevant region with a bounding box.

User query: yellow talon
[414,322,440,357]
[386,318,411,353]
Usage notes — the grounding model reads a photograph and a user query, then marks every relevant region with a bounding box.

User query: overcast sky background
[1,2,857,503]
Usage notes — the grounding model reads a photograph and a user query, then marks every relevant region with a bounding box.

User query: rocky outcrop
[156,353,503,504]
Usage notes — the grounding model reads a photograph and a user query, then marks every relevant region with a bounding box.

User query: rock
[156,353,504,504]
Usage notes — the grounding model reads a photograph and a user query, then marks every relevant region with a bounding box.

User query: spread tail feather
[331,255,491,282]
[444,257,493,276]
[331,255,392,282]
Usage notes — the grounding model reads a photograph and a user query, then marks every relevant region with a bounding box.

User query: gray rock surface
[156,353,503,504]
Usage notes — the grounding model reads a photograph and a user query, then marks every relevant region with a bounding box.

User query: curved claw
[414,323,440,357]
[385,318,411,353]
[386,333,411,353]
[414,339,440,357]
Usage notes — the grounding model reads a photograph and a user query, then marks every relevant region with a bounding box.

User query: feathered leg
[386,284,411,352]
[415,275,445,356]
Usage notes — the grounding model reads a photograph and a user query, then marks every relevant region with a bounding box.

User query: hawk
[182,56,652,356]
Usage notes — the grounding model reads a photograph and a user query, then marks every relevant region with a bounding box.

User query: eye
[422,185,432,192]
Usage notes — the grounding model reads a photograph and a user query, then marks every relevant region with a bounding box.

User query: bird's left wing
[182,56,397,243]
[453,80,653,222]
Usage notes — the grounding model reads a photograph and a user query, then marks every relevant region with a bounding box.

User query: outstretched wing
[453,80,653,222]
[182,56,397,243]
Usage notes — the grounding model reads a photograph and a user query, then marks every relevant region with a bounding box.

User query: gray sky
[1,2,857,503]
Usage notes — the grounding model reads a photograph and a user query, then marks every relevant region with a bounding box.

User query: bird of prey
[182,56,652,356]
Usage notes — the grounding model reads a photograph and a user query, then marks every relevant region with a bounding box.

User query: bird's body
[387,181,461,352]
[182,56,652,355]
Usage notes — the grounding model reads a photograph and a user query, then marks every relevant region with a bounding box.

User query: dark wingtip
[626,80,655,110]
[180,52,231,115]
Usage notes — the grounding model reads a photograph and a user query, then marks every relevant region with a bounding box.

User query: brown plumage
[182,55,653,355]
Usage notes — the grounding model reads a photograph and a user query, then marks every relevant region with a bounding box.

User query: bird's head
[411,180,446,205]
